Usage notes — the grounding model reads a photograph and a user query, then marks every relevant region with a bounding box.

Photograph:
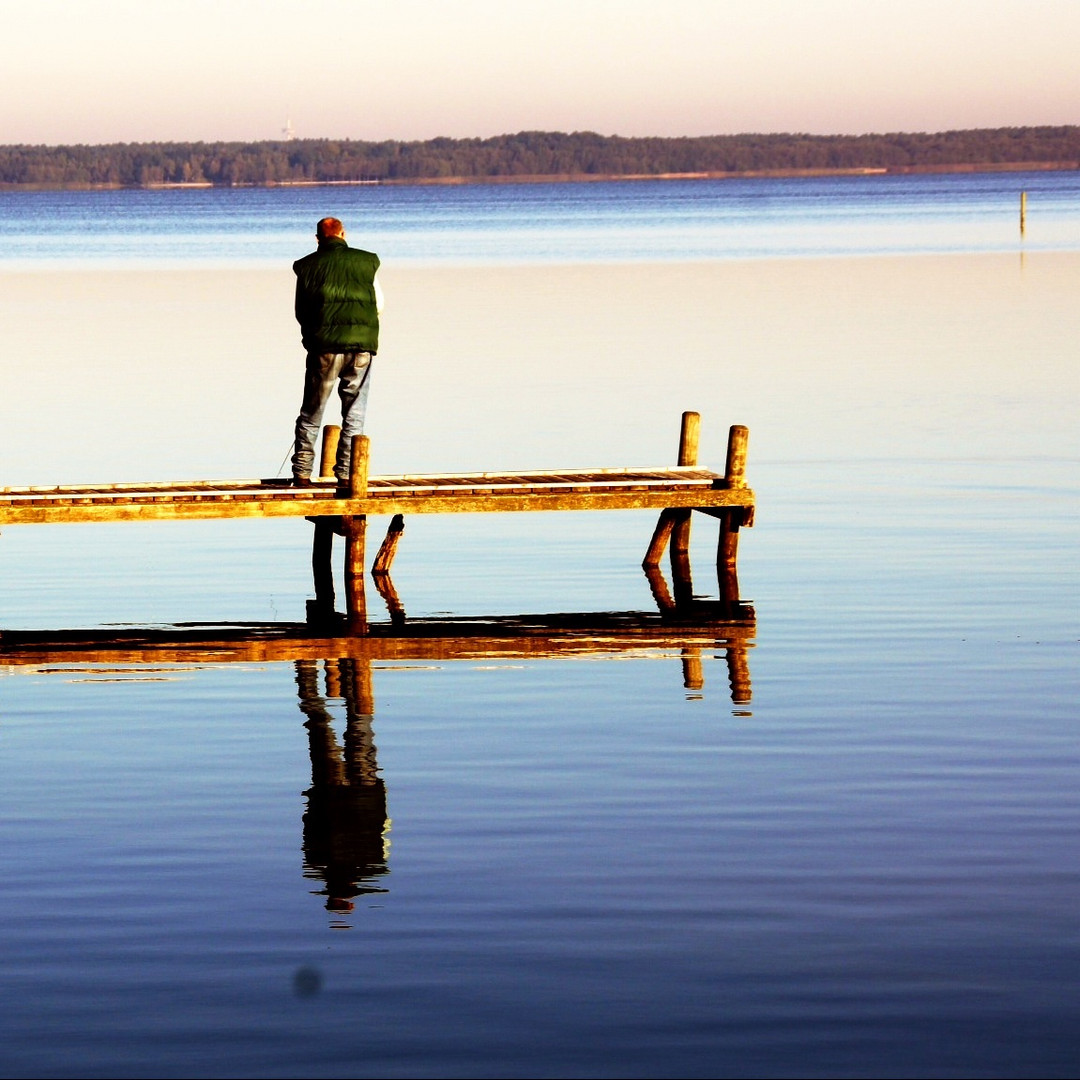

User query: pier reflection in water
[0,592,755,923]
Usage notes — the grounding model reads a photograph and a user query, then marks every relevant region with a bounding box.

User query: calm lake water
[1,175,1078,1078]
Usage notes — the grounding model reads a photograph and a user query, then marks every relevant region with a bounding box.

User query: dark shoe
[292,476,314,488]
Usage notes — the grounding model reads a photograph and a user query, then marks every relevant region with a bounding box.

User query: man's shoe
[292,476,314,488]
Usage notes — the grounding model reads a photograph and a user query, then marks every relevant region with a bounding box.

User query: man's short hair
[316,217,345,239]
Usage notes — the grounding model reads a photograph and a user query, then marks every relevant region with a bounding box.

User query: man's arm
[294,274,308,326]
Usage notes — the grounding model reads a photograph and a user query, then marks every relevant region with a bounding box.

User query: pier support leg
[310,519,336,622]
[669,411,700,608]
[717,514,741,607]
[372,514,405,576]
[344,515,368,635]
[307,425,344,626]
[643,509,678,568]
[669,510,694,608]
[717,425,750,611]
[644,411,701,579]
[371,516,407,624]
[343,434,371,635]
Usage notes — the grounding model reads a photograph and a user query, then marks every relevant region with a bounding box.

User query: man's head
[316,217,345,241]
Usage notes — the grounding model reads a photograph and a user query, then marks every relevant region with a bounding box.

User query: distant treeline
[2,127,1079,187]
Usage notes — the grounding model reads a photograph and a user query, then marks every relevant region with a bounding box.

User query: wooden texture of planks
[0,465,754,526]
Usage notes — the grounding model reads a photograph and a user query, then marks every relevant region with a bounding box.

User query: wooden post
[319,425,341,481]
[642,509,678,568]
[1020,191,1027,238]
[717,425,749,607]
[372,513,407,622]
[307,425,343,624]
[717,521,741,609]
[669,519,694,608]
[342,435,372,634]
[343,514,367,635]
[310,519,336,619]
[670,412,698,607]
[349,435,370,498]
[724,424,749,488]
[372,514,404,576]
[677,410,700,468]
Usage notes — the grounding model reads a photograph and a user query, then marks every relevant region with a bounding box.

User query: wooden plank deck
[0,464,753,526]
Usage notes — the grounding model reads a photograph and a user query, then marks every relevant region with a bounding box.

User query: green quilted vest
[293,237,380,354]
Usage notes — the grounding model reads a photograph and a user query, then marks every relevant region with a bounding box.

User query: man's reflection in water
[295,658,389,914]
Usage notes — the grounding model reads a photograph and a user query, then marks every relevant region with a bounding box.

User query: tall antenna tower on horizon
[282,114,296,141]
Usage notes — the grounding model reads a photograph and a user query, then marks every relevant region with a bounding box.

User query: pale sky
[1,0,1077,145]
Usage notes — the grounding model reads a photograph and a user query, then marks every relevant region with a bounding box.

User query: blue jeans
[291,350,373,482]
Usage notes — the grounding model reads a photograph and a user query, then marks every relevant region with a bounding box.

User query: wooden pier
[0,412,755,633]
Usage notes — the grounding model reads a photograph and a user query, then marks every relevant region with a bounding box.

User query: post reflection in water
[295,657,390,915]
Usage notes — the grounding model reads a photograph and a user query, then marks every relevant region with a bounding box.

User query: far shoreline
[0,159,1076,192]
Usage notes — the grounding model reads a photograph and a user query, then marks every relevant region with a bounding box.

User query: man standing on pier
[291,216,383,486]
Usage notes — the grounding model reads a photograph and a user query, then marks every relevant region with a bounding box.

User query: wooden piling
[1020,191,1027,238]
[717,425,750,605]
[669,524,694,607]
[677,410,700,468]
[642,509,677,569]
[343,514,367,635]
[311,519,336,616]
[343,437,371,634]
[372,514,404,576]
[308,425,342,624]
[670,412,699,606]
[319,425,341,481]
[350,435,370,498]
[724,425,749,488]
